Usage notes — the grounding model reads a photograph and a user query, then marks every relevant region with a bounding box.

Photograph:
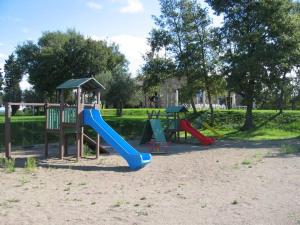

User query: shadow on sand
[4,138,300,172]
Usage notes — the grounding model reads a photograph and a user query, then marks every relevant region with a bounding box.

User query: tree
[22,89,43,103]
[144,0,221,122]
[105,66,136,116]
[0,69,3,92]
[15,30,128,102]
[3,54,22,115]
[141,55,176,91]
[94,71,113,108]
[207,0,300,130]
[0,69,3,105]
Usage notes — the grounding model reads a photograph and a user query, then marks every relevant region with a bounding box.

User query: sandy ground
[1,139,300,225]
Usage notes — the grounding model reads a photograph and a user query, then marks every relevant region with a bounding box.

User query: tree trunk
[227,91,232,109]
[241,78,256,130]
[206,87,214,125]
[11,105,19,116]
[190,97,197,114]
[116,102,123,117]
[241,96,254,130]
[242,104,253,130]
[278,74,286,113]
[278,90,284,113]
[204,76,214,125]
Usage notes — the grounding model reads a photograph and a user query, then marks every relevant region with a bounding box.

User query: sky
[0,0,222,90]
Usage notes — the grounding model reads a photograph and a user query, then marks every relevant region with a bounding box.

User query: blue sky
[0,0,221,89]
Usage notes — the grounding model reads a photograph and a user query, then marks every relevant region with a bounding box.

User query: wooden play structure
[4,78,105,160]
[139,105,214,146]
[164,106,188,142]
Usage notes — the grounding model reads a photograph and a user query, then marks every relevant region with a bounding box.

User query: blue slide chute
[83,109,152,170]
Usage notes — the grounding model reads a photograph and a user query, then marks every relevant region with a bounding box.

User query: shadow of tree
[5,138,300,172]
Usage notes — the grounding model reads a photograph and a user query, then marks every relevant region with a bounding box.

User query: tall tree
[0,69,3,92]
[207,0,300,130]
[105,66,136,116]
[0,69,3,105]
[144,0,221,120]
[15,30,128,102]
[3,54,22,115]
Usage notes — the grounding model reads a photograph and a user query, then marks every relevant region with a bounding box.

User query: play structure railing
[63,107,77,124]
[46,106,77,130]
[46,107,60,130]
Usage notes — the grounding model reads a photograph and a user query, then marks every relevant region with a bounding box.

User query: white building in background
[141,77,244,109]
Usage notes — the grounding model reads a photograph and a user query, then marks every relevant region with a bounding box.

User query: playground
[1,78,300,224]
[1,138,300,225]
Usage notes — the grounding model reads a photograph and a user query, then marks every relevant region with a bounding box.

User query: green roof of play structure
[165,106,188,113]
[56,78,105,91]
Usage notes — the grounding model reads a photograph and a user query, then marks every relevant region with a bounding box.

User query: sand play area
[1,139,300,225]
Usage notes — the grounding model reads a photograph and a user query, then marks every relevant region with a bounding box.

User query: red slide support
[180,119,215,145]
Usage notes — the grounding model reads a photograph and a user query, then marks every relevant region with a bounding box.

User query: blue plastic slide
[83,109,152,170]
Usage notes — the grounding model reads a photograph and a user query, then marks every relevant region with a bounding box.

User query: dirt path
[0,139,300,225]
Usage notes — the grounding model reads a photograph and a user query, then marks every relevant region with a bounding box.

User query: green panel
[47,108,60,130]
[150,119,167,143]
[63,108,76,124]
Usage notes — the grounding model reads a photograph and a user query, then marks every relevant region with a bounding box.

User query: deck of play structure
[4,78,151,170]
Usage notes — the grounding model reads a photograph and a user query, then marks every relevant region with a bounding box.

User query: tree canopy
[206,0,300,129]
[105,66,136,116]
[3,54,22,115]
[142,0,223,122]
[15,30,128,101]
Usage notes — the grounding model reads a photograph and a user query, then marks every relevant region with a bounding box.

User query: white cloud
[90,34,149,76]
[0,42,4,46]
[207,7,223,27]
[120,0,144,13]
[20,74,32,91]
[110,35,148,75]
[87,1,102,10]
[89,35,101,41]
[0,54,6,72]
[0,53,6,59]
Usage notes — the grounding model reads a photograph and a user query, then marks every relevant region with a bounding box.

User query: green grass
[1,109,300,151]
[241,159,252,165]
[2,158,16,173]
[83,144,95,157]
[25,157,37,172]
[199,110,300,140]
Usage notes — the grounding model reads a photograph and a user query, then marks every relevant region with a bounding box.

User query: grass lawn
[0,108,300,150]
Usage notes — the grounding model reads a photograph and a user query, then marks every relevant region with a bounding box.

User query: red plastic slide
[180,119,215,145]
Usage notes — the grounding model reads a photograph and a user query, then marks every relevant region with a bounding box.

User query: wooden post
[96,90,101,158]
[64,134,68,156]
[177,113,180,142]
[5,103,12,159]
[77,89,86,157]
[45,103,49,158]
[184,112,187,141]
[80,127,84,157]
[45,132,49,158]
[59,90,65,159]
[76,87,82,161]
